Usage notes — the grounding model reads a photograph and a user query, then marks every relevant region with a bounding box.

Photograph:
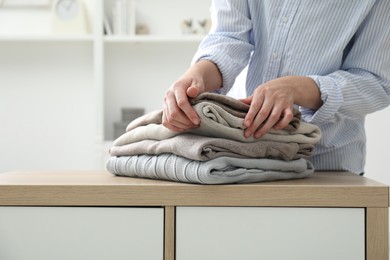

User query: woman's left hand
[241,76,322,138]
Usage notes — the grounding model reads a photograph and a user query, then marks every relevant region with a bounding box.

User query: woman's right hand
[162,60,223,132]
[162,75,204,132]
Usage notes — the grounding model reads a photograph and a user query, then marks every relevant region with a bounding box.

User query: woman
[162,0,390,174]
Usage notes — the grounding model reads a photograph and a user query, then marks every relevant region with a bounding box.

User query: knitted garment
[114,101,320,146]
[107,93,321,184]
[110,133,314,161]
[127,92,301,132]
[106,155,315,185]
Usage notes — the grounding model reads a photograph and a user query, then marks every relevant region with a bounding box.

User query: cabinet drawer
[176,207,365,260]
[0,207,164,260]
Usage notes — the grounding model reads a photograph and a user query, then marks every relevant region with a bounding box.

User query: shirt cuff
[299,75,344,125]
[192,51,243,95]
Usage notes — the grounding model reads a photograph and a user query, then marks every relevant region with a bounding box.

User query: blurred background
[0,0,389,188]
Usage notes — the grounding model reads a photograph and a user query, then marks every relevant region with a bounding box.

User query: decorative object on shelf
[103,13,112,35]
[111,0,135,35]
[180,18,193,35]
[51,0,88,34]
[112,0,127,35]
[113,107,144,139]
[135,23,149,35]
[180,18,211,35]
[127,0,135,35]
[198,18,211,35]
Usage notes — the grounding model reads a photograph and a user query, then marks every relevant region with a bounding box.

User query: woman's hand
[162,76,204,132]
[242,76,322,138]
[162,60,223,132]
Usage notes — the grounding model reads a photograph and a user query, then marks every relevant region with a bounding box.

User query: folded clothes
[113,101,320,146]
[110,134,314,161]
[107,93,321,184]
[126,92,301,132]
[106,154,315,184]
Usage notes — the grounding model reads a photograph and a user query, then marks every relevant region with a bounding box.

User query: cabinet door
[176,207,365,260]
[0,207,164,260]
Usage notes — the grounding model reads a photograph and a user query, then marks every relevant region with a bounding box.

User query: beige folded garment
[114,100,320,146]
[126,92,301,132]
[110,133,314,161]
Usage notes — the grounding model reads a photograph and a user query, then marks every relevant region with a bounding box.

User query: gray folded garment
[114,101,321,146]
[106,154,315,184]
[109,134,314,161]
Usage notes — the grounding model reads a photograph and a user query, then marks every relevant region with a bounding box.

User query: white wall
[365,107,390,238]
[0,41,99,171]
[104,42,199,140]
[366,107,390,186]
[0,0,99,172]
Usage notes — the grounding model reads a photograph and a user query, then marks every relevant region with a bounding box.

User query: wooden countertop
[0,171,388,207]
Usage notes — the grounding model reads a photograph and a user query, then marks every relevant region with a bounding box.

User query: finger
[244,94,264,129]
[245,109,269,137]
[253,106,284,138]
[273,108,294,130]
[176,85,201,126]
[162,108,188,132]
[244,94,272,137]
[187,85,200,98]
[163,92,196,130]
[163,106,197,131]
[239,96,252,105]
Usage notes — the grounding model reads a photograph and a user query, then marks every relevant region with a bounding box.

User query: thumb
[186,82,204,98]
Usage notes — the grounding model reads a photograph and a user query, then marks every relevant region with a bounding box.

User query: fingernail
[244,130,251,138]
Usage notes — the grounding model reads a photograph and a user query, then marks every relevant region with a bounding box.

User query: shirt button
[282,16,289,23]
[272,52,278,59]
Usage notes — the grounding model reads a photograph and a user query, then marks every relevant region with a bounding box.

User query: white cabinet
[176,207,365,260]
[0,207,164,260]
[0,0,210,172]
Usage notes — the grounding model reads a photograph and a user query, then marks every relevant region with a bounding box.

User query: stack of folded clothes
[106,93,321,184]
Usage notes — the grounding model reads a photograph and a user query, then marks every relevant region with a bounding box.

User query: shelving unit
[0,35,94,42]
[104,34,205,43]
[101,0,211,142]
[0,0,210,171]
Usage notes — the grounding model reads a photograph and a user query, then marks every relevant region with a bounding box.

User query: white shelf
[0,0,211,171]
[104,34,205,43]
[0,34,94,42]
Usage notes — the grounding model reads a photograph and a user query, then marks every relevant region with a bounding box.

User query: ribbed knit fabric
[106,155,314,185]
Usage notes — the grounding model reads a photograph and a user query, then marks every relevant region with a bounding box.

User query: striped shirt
[193,0,390,174]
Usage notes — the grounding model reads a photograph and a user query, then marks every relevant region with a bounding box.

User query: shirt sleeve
[192,0,254,94]
[300,0,390,125]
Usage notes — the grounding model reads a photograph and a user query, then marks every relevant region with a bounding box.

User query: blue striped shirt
[193,0,390,174]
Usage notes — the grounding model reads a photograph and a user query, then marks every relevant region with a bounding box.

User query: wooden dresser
[0,171,388,260]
